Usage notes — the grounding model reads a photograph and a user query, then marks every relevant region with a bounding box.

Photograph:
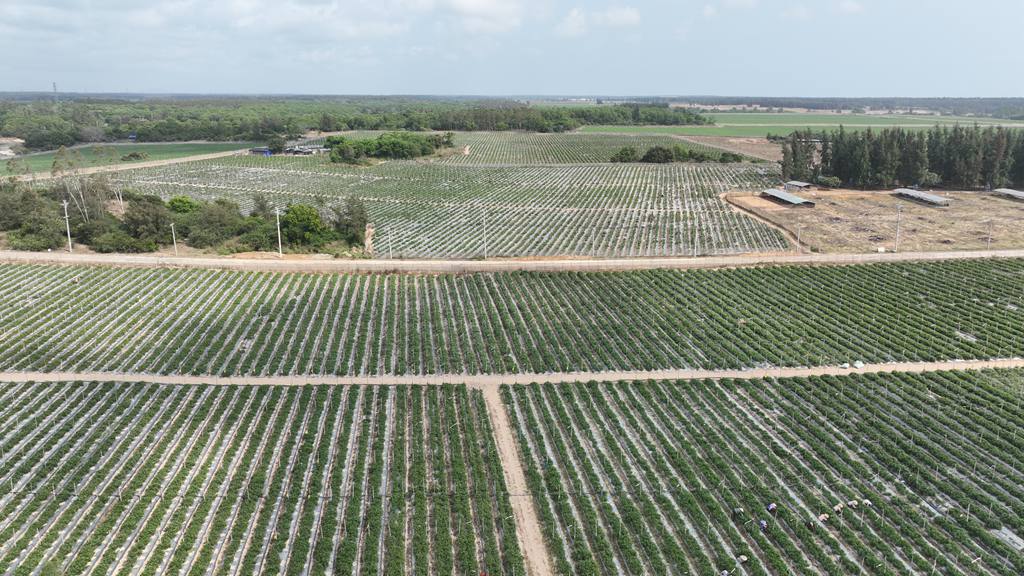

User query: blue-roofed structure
[894,188,950,206]
[763,189,815,207]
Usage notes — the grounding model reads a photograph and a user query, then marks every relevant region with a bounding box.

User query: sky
[1,0,1022,97]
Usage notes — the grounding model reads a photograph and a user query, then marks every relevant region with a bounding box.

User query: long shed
[763,189,815,207]
[894,188,950,206]
[784,181,815,193]
[995,188,1024,201]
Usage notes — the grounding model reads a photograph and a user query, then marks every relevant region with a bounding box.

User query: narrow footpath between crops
[3,247,1024,275]
[5,357,1024,576]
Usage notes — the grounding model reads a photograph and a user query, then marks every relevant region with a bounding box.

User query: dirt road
[2,247,1023,275]
[13,149,249,181]
[2,357,1021,387]
[478,384,553,576]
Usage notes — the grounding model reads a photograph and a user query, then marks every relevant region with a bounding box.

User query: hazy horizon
[2,0,1022,97]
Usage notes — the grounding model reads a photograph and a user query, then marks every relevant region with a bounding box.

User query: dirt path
[2,247,1024,275]
[478,384,553,576]
[2,357,1022,387]
[13,149,249,181]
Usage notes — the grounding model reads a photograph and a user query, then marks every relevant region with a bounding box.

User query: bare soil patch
[729,189,1024,253]
[675,135,783,161]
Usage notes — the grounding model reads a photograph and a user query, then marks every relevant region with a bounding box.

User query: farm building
[995,188,1024,201]
[894,188,950,206]
[763,189,815,207]
[784,181,816,193]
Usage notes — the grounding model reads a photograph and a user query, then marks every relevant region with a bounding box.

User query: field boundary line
[2,248,1024,275]
[2,358,1024,387]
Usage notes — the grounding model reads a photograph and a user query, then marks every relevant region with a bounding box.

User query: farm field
[0,382,522,576]
[505,369,1024,576]
[113,152,786,258]
[729,190,1024,253]
[1,259,1023,377]
[3,142,254,175]
[579,112,1024,138]
[440,131,729,164]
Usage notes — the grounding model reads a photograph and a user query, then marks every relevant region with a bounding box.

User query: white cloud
[554,5,639,37]
[556,8,587,37]
[783,4,811,20]
[445,0,525,33]
[595,6,641,27]
[702,4,717,18]
[838,0,864,14]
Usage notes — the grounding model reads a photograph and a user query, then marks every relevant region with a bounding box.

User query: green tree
[331,194,369,246]
[250,193,275,220]
[123,195,172,246]
[610,147,639,163]
[168,195,202,214]
[640,146,674,163]
[281,204,333,248]
[267,134,287,154]
[9,210,66,251]
[182,199,245,248]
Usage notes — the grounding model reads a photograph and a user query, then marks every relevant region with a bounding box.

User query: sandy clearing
[2,247,1024,275]
[672,135,783,162]
[730,190,1024,254]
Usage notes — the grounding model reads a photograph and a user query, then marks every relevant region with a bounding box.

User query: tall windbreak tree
[782,125,1024,189]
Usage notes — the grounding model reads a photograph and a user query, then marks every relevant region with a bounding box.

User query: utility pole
[62,200,72,252]
[894,206,903,253]
[275,207,283,257]
[170,223,178,256]
[987,220,993,250]
[796,224,804,253]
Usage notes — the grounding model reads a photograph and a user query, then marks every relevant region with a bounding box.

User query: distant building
[763,189,815,207]
[994,188,1024,201]
[894,188,950,206]
[784,181,815,193]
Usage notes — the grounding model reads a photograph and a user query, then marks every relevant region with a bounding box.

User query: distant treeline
[677,97,1024,119]
[0,97,709,151]
[782,126,1024,190]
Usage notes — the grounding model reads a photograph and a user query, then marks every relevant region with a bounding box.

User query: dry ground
[673,135,783,161]
[729,189,1024,253]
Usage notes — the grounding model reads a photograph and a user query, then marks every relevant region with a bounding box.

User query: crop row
[0,259,1022,377]
[503,369,1024,575]
[112,158,786,258]
[0,382,522,576]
